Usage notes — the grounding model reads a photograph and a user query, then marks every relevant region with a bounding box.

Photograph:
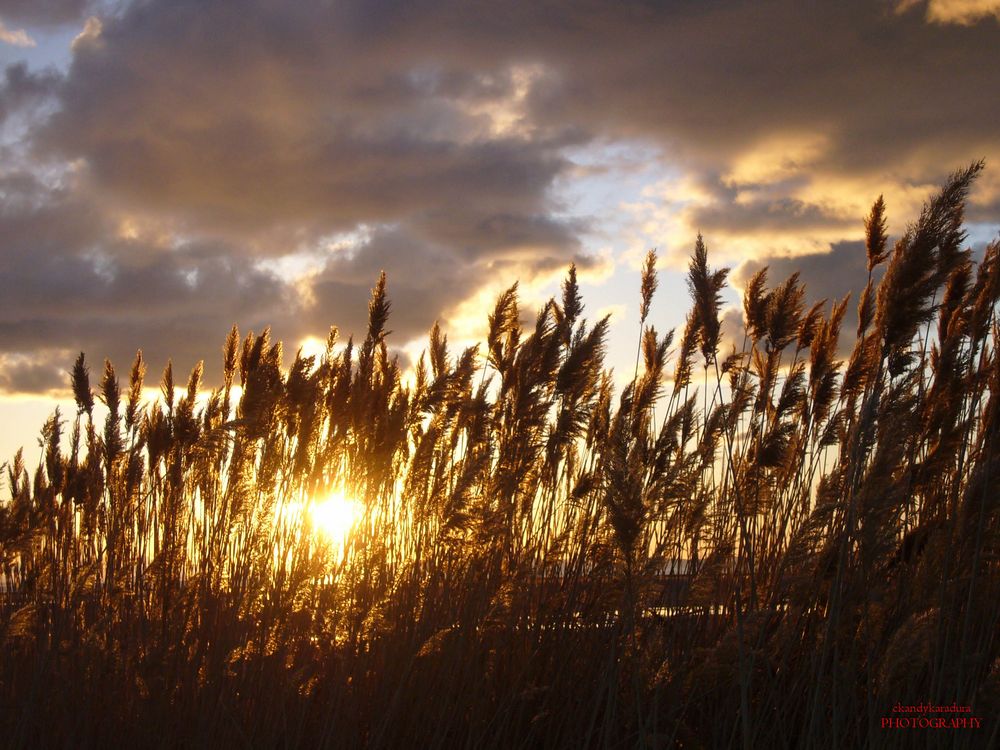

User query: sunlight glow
[309,490,363,547]
[297,336,328,362]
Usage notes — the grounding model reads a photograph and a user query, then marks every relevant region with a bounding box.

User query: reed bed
[1,163,998,748]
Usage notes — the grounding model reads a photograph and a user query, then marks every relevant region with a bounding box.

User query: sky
[1,0,999,463]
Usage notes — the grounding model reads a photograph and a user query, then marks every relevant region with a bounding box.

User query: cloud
[40,0,998,247]
[1,0,999,394]
[0,0,91,26]
[71,15,100,51]
[902,1,1000,26]
[0,174,287,388]
[0,171,591,393]
[0,2,602,391]
[0,63,59,124]
[0,351,68,393]
[0,19,34,47]
[36,4,583,243]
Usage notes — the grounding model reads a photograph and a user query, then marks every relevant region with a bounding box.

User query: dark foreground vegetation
[2,163,999,748]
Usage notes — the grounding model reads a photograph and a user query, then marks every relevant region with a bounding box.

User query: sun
[309,489,363,547]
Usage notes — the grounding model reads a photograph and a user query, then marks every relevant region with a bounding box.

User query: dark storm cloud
[519,0,1000,175]
[0,176,288,388]
[0,353,67,392]
[27,0,1000,195]
[36,1,582,239]
[0,64,59,123]
[689,197,852,237]
[47,0,1000,238]
[1,0,999,392]
[0,177,459,391]
[1,1,596,391]
[0,0,90,27]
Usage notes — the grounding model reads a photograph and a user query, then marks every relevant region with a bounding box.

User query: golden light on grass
[308,489,363,548]
[6,164,999,748]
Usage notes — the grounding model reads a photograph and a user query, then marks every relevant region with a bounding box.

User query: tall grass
[2,164,999,748]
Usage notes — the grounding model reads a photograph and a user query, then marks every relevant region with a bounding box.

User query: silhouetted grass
[1,163,998,748]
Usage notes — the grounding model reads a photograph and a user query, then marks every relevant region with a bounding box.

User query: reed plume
[1,163,997,750]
